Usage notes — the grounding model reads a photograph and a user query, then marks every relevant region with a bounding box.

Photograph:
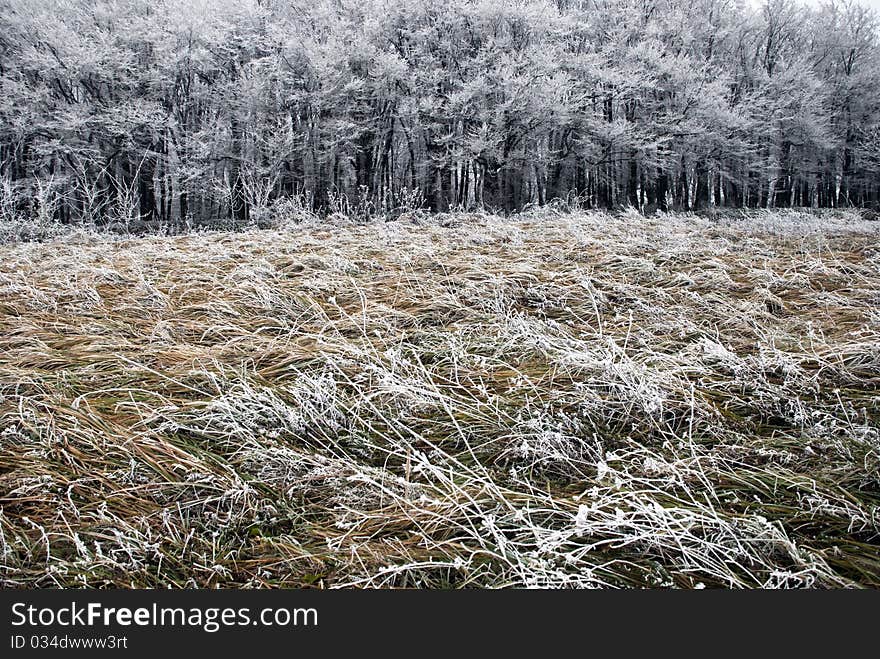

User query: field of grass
[1,208,879,588]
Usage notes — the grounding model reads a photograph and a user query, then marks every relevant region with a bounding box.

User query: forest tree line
[1,0,879,229]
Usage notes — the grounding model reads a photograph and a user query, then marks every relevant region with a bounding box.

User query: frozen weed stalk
[0,209,879,588]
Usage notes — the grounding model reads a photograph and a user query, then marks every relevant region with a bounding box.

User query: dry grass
[1,208,879,588]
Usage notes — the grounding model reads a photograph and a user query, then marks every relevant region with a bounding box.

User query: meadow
[1,209,878,588]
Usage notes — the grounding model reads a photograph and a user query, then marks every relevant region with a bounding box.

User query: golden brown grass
[1,208,878,588]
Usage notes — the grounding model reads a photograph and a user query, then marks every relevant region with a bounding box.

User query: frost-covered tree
[0,0,878,227]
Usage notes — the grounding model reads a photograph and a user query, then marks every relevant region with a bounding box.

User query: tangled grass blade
[0,209,878,588]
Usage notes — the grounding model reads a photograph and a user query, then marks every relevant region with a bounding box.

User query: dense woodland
[1,0,879,229]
